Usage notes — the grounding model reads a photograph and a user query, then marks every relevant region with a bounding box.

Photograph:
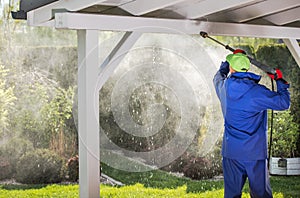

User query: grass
[100,163,300,197]
[0,179,296,198]
[0,184,78,198]
[0,164,299,198]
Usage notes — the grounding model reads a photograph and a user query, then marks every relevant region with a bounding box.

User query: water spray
[199,31,276,75]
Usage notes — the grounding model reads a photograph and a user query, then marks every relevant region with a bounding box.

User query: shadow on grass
[101,163,224,193]
[270,175,300,197]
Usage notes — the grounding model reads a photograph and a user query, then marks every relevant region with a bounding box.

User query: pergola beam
[229,0,300,23]
[174,0,257,19]
[61,0,108,11]
[98,32,142,90]
[283,39,300,68]
[264,7,300,25]
[120,0,185,16]
[26,0,108,25]
[54,12,300,39]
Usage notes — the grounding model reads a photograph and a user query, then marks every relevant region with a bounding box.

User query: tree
[271,110,299,158]
[256,45,300,157]
[0,65,16,137]
[41,87,75,157]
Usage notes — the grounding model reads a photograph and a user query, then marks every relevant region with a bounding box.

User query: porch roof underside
[13,0,300,66]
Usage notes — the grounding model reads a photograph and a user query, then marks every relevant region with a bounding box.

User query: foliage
[15,149,64,184]
[16,110,49,149]
[182,157,213,180]
[99,82,180,153]
[161,152,190,173]
[0,137,33,179]
[216,36,279,52]
[256,44,300,113]
[41,87,75,157]
[66,155,79,182]
[161,150,222,180]
[270,110,299,158]
[20,46,77,88]
[0,65,16,136]
[161,141,223,180]
[0,160,12,180]
[256,44,300,157]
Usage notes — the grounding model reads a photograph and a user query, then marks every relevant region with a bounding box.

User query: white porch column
[78,29,100,198]
[283,39,300,68]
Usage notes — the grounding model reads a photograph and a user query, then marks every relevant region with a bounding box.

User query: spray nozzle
[199,31,208,38]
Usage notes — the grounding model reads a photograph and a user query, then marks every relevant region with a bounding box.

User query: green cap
[226,53,250,72]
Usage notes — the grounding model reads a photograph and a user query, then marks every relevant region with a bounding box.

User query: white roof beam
[54,12,202,33]
[120,0,186,16]
[27,0,107,26]
[175,0,258,19]
[264,7,300,25]
[60,0,109,11]
[27,1,58,26]
[228,0,300,23]
[54,12,300,39]
[283,39,300,68]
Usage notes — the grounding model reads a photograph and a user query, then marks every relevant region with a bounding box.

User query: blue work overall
[213,61,290,198]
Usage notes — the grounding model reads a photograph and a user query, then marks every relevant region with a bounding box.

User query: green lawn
[0,175,299,198]
[0,164,299,198]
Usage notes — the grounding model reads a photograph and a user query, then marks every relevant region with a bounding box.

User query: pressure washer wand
[200,31,276,75]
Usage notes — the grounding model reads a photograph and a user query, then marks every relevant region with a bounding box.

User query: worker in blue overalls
[213,50,290,198]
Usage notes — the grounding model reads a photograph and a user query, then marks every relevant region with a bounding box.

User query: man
[213,50,290,198]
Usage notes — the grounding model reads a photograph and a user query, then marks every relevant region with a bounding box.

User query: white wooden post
[78,29,100,198]
[283,39,300,68]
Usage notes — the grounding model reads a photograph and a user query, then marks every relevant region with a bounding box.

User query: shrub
[0,138,33,180]
[161,152,190,173]
[15,149,63,184]
[183,157,214,180]
[0,156,13,180]
[66,155,79,182]
[207,141,223,177]
[271,110,299,158]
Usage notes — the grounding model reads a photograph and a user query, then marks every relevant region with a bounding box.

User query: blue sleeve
[251,79,290,111]
[213,61,229,99]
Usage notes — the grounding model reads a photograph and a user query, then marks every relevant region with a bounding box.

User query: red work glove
[268,69,283,80]
[268,69,288,84]
[233,49,246,55]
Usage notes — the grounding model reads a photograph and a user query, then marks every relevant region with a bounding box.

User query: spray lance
[199,31,277,75]
[199,31,276,167]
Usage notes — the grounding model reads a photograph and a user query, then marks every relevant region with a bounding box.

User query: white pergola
[13,0,300,197]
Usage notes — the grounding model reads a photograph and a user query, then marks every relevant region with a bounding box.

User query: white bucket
[270,157,300,175]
